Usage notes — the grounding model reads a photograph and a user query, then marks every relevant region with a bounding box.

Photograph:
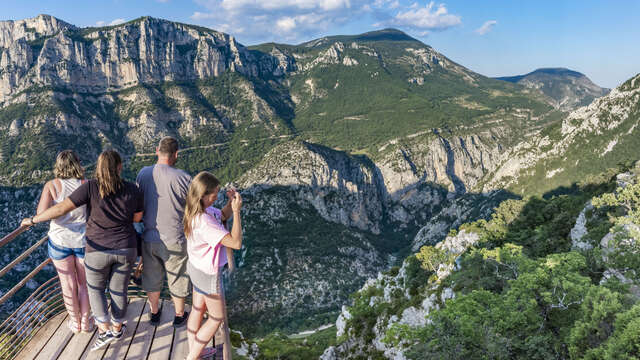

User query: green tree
[568,286,624,358]
[415,245,449,272]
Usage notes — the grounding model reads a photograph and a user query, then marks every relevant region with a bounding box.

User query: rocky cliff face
[0,16,299,185]
[0,14,74,48]
[224,138,512,335]
[0,15,291,103]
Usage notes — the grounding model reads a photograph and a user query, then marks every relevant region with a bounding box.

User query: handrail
[0,258,52,306]
[0,277,60,330]
[0,226,58,360]
[0,236,48,278]
[0,226,28,249]
[0,276,64,360]
[0,222,236,359]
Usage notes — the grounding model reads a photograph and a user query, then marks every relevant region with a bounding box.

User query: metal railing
[0,223,236,360]
[0,226,58,360]
[0,226,152,360]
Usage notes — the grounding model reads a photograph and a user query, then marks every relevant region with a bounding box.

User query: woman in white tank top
[36,150,92,333]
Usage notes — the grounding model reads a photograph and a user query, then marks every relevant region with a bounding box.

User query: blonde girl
[183,172,242,360]
[35,150,91,333]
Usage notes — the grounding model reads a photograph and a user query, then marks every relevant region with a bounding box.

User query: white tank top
[48,178,87,249]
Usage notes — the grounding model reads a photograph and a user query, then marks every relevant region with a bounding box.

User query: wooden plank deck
[17,297,225,360]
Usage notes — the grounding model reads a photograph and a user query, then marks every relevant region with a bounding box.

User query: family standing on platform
[21,136,242,360]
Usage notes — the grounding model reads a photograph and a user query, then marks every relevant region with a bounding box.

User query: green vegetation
[250,327,337,360]
[227,190,397,337]
[374,166,640,359]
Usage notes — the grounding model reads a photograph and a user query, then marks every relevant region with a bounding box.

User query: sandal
[67,319,81,334]
[81,316,96,333]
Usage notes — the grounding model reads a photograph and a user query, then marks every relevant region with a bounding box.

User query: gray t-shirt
[136,164,192,244]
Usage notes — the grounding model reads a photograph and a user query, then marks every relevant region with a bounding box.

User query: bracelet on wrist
[30,216,36,225]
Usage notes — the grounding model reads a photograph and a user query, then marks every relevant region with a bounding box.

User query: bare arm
[220,193,243,250]
[21,198,77,227]
[220,188,236,222]
[36,181,55,215]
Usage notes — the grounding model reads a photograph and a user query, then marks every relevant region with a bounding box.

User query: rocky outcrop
[0,14,75,48]
[238,141,387,233]
[376,131,507,195]
[570,202,594,251]
[327,229,481,359]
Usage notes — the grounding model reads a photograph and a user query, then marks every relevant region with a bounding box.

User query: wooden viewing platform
[0,226,235,360]
[16,297,224,360]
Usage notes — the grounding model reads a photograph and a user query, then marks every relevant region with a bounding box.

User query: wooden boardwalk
[16,298,223,360]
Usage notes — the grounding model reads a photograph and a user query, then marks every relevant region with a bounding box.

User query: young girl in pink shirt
[183,172,243,360]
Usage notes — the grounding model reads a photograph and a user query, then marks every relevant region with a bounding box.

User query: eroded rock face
[0,14,75,48]
[238,141,386,233]
[377,132,508,195]
[0,15,291,103]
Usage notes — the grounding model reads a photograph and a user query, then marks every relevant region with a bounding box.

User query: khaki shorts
[141,241,190,298]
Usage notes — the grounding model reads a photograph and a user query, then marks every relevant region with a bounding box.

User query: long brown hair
[183,171,220,238]
[96,149,123,198]
[54,150,84,179]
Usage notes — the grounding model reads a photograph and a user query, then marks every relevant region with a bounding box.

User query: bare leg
[187,289,206,350]
[147,291,161,314]
[74,256,91,329]
[53,256,80,330]
[172,295,186,317]
[187,294,225,360]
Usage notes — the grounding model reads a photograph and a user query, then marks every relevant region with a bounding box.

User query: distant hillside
[496,68,610,111]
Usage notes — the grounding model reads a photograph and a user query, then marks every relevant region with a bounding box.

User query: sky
[2,0,638,88]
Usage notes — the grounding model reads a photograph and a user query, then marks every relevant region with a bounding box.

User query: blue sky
[3,0,638,88]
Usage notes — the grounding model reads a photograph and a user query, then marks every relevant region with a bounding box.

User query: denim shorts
[48,238,85,260]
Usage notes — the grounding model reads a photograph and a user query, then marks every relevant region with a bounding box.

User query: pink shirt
[187,207,229,275]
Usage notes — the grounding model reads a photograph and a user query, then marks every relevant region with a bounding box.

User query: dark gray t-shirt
[136,164,192,244]
[68,179,143,252]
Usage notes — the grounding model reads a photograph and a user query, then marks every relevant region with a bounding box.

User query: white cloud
[218,0,353,12]
[95,20,106,26]
[475,20,497,35]
[190,0,461,43]
[276,16,297,32]
[192,0,369,42]
[109,18,126,26]
[377,2,461,31]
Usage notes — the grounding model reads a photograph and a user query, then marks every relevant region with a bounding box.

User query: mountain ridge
[495,67,610,111]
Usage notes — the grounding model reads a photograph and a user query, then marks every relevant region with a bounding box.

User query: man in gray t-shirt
[136,136,192,327]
